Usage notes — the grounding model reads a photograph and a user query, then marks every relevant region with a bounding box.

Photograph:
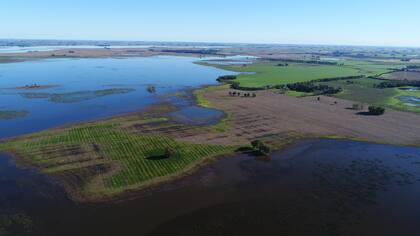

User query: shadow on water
[1,139,420,235]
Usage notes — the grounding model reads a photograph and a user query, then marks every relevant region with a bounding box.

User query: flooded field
[0,56,232,138]
[170,106,224,125]
[399,87,419,92]
[1,139,419,236]
[400,96,420,107]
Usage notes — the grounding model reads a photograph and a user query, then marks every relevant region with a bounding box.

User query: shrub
[251,140,271,155]
[217,75,237,82]
[375,80,420,89]
[286,82,342,95]
[352,104,359,110]
[368,106,385,115]
[251,140,263,149]
[352,103,364,110]
[164,147,178,158]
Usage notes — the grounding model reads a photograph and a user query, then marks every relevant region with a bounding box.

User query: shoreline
[1,55,420,203]
[1,86,420,202]
[0,47,228,64]
[0,83,237,203]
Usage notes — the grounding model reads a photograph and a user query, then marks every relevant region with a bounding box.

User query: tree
[368,106,385,115]
[251,140,263,149]
[251,140,271,155]
[164,147,178,158]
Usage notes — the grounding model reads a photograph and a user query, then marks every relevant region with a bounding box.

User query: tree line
[375,80,420,89]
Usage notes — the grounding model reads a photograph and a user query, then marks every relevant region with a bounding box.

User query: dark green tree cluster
[285,82,342,95]
[217,75,237,82]
[375,80,420,89]
[229,91,256,97]
[251,140,271,155]
[266,58,338,66]
[164,147,179,158]
[368,106,386,115]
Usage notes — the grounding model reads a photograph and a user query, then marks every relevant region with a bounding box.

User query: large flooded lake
[0,56,231,138]
[1,56,420,236]
[1,139,419,235]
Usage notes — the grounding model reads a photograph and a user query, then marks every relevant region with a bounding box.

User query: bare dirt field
[180,88,420,147]
[387,71,420,81]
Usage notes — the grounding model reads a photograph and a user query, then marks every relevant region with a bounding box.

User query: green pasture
[0,116,236,199]
[209,60,406,89]
[319,78,420,113]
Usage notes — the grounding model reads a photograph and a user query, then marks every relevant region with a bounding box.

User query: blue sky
[1,0,420,47]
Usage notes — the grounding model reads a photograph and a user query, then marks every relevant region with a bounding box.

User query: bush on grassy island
[251,140,271,155]
[368,106,386,115]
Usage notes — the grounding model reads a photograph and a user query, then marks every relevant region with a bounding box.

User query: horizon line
[1,38,420,49]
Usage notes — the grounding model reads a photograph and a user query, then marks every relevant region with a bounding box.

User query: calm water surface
[0,56,231,138]
[1,139,419,236]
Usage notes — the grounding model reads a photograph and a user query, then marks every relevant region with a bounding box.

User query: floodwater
[201,55,258,65]
[170,106,225,125]
[399,96,420,107]
[0,45,231,54]
[1,139,419,236]
[399,87,419,92]
[0,56,232,138]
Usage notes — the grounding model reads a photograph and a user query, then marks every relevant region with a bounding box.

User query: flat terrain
[0,45,419,202]
[319,78,420,113]
[0,104,236,202]
[1,83,420,202]
[0,47,222,60]
[218,62,361,88]
[181,87,420,147]
[204,60,406,89]
[385,71,420,81]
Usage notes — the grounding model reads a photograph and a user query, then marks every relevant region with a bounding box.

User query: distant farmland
[208,60,405,89]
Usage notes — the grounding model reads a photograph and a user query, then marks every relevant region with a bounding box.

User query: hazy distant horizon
[1,38,420,49]
[2,1,420,48]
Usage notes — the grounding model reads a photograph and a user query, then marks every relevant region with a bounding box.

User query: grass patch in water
[319,78,420,113]
[0,105,237,201]
[20,88,135,103]
[194,84,233,132]
[0,213,33,236]
[0,110,28,120]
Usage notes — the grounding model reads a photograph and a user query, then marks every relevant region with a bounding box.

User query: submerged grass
[20,88,135,103]
[319,78,420,113]
[0,110,28,120]
[0,105,236,201]
[194,84,233,132]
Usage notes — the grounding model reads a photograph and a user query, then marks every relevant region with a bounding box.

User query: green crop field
[0,113,236,200]
[207,60,406,89]
[340,60,405,76]
[217,62,361,88]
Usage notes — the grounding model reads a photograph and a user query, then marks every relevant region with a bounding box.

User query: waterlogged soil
[1,139,420,236]
[0,110,28,120]
[399,96,420,107]
[20,88,135,103]
[170,106,225,126]
[399,87,419,92]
